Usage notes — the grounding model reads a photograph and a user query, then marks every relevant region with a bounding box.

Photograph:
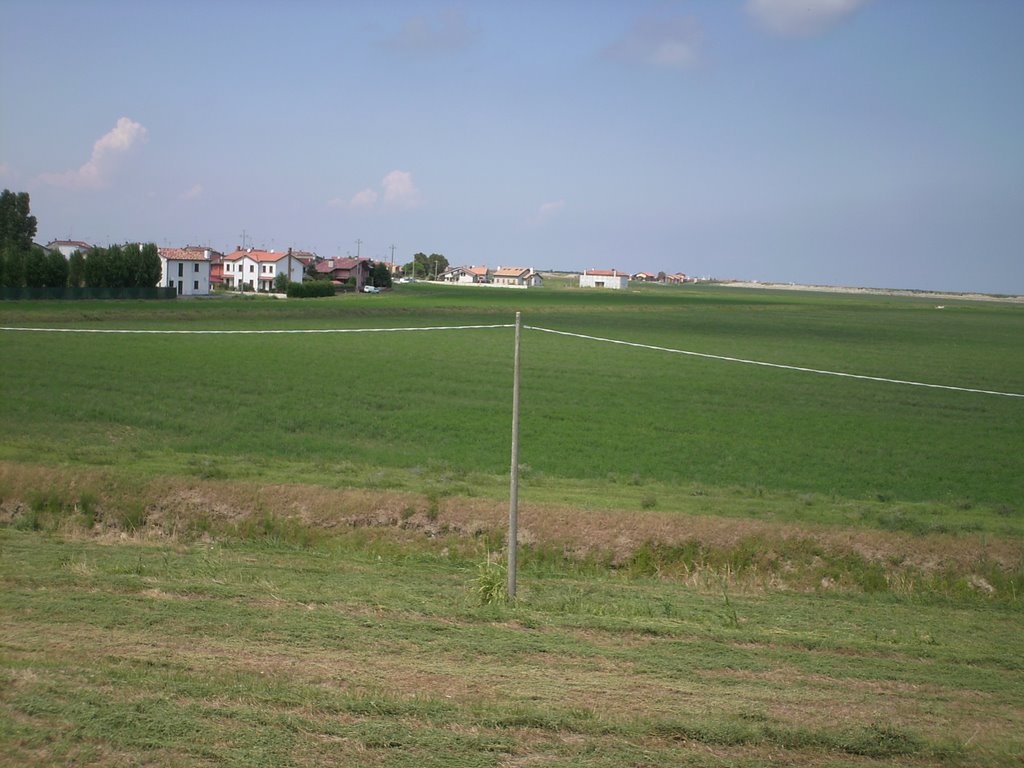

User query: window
[178,263,183,277]
[249,265,254,273]
[194,263,199,272]
[194,280,199,290]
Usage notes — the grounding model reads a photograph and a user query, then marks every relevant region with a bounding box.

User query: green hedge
[1,286,177,301]
[287,281,336,298]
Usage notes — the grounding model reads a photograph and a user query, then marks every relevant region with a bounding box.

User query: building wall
[579,273,628,289]
[162,259,211,296]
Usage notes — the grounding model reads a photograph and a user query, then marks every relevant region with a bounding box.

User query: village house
[158,247,213,296]
[493,266,543,287]
[579,269,629,290]
[46,239,92,258]
[222,247,305,292]
[439,265,490,284]
[314,256,372,290]
[632,271,657,282]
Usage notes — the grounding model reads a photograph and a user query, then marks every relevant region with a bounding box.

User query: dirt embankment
[2,462,1019,578]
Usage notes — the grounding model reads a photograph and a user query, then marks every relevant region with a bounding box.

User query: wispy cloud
[531,199,566,226]
[604,14,702,70]
[383,9,477,54]
[179,183,203,201]
[329,170,422,212]
[746,0,871,38]
[39,117,148,189]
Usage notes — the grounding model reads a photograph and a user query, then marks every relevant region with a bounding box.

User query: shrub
[287,280,335,298]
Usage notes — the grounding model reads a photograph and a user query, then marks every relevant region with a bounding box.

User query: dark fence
[1,287,178,301]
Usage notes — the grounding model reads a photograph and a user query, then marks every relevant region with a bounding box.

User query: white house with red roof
[579,269,628,289]
[439,265,491,284]
[158,247,213,296]
[222,248,305,292]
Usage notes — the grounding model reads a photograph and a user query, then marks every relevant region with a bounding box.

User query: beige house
[493,266,542,287]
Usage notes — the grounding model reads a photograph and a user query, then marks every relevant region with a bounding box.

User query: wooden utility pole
[508,311,522,600]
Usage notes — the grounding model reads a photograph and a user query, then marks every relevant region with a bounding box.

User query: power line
[3,321,1021,397]
[527,325,1024,399]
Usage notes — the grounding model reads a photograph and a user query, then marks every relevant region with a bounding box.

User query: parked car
[362,285,381,294]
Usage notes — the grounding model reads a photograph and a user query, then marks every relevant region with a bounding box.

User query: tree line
[0,189,161,288]
[404,252,449,280]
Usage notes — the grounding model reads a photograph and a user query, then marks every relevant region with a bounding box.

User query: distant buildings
[439,265,490,284]
[493,266,542,287]
[314,257,372,291]
[46,239,92,257]
[158,247,215,296]
[580,269,628,290]
[436,265,543,288]
[222,247,306,292]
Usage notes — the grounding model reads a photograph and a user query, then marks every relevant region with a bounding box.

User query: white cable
[526,325,1024,399]
[3,322,1020,398]
[0,324,513,335]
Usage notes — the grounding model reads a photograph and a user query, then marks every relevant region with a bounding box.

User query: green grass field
[2,283,1023,766]
[2,284,1022,510]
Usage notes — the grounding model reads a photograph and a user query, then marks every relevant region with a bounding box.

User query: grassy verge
[2,522,1022,767]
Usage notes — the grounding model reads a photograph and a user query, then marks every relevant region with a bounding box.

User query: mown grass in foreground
[2,525,1022,767]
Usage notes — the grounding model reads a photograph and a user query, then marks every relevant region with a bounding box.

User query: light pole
[508,311,522,600]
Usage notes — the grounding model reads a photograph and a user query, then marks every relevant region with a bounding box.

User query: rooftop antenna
[239,229,250,250]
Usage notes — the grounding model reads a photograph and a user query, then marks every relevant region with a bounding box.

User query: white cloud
[604,15,702,70]
[40,117,147,189]
[746,0,871,38]
[180,183,203,201]
[350,188,379,208]
[381,170,421,207]
[537,199,566,222]
[332,170,421,212]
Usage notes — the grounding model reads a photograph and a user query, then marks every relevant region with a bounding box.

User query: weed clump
[472,554,508,606]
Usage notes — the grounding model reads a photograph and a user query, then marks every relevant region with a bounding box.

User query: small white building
[222,248,305,291]
[158,247,212,296]
[579,269,628,289]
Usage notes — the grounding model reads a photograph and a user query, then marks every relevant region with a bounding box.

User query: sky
[1,0,1022,294]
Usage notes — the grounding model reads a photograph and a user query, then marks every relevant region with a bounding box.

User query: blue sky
[2,0,1022,293]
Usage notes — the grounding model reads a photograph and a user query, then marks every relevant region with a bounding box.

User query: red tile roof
[224,249,297,263]
[158,247,210,261]
[47,239,92,249]
[494,266,531,278]
[316,257,368,272]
